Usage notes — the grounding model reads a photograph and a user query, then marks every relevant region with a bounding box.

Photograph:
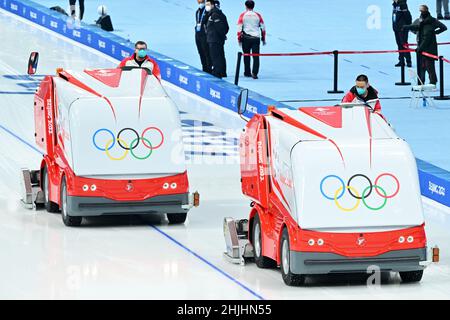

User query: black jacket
[195,7,208,37]
[205,8,229,44]
[406,14,447,55]
[392,0,412,32]
[96,15,114,32]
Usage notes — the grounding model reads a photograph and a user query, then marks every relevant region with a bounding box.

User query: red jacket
[342,86,382,112]
[118,54,161,80]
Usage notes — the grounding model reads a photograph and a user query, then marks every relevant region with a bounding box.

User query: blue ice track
[0,123,43,155]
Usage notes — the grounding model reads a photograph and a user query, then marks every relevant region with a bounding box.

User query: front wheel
[60,177,82,227]
[167,212,187,224]
[399,270,424,283]
[280,228,305,286]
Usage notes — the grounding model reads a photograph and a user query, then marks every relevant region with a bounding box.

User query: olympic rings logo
[92,127,165,161]
[320,173,400,212]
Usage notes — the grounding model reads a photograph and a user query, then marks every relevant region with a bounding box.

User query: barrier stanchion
[416,51,422,85]
[395,64,411,86]
[327,50,344,94]
[434,56,450,100]
[234,52,243,86]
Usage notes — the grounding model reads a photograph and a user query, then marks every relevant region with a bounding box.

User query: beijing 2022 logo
[92,127,164,160]
[320,173,400,212]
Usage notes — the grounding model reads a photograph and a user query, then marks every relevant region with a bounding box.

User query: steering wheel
[120,66,152,75]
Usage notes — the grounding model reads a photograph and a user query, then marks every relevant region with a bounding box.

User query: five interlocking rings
[320,173,400,212]
[92,127,164,160]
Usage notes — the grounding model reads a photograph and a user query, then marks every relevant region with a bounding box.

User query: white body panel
[54,69,186,177]
[267,107,425,232]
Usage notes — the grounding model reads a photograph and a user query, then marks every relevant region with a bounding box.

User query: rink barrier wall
[2,0,450,209]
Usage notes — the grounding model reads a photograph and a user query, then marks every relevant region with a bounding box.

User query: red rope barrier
[242,51,333,57]
[420,51,450,63]
[421,51,439,59]
[339,49,414,55]
[405,42,450,48]
[242,49,414,57]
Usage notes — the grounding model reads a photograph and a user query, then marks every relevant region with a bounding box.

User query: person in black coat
[205,0,229,78]
[404,5,447,85]
[195,0,212,73]
[392,0,412,67]
[95,5,114,32]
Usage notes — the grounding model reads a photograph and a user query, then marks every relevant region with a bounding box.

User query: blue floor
[36,0,450,170]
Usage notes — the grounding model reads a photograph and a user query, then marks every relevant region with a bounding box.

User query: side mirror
[237,89,249,115]
[27,52,39,75]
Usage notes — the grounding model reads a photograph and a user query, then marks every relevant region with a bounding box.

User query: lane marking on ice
[150,224,265,300]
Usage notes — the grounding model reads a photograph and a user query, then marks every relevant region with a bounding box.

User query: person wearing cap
[392,0,412,67]
[341,75,382,112]
[205,0,229,78]
[404,5,447,85]
[237,0,266,79]
[118,41,161,80]
[195,0,211,73]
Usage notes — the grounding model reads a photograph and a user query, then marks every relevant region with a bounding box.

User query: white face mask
[205,4,212,12]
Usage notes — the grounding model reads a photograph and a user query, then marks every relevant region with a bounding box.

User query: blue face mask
[356,87,367,95]
[137,49,147,59]
[199,3,205,9]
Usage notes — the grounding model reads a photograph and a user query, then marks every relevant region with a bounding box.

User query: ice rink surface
[1,10,450,299]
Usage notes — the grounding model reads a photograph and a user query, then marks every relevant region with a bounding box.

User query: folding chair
[408,68,437,108]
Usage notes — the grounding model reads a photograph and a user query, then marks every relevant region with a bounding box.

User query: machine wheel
[399,270,424,283]
[167,212,187,224]
[42,166,59,213]
[280,228,306,286]
[252,215,277,269]
[60,177,82,227]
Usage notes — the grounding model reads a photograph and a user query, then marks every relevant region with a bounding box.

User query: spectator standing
[237,0,266,79]
[205,0,229,78]
[195,0,211,73]
[69,0,84,20]
[436,0,450,20]
[392,0,412,67]
[404,5,447,85]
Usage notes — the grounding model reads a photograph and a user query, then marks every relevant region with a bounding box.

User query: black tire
[60,177,82,227]
[252,215,277,269]
[400,270,424,283]
[167,212,187,224]
[280,228,306,286]
[42,166,60,213]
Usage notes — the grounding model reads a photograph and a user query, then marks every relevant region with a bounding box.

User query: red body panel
[34,76,55,155]
[241,110,427,265]
[240,114,270,208]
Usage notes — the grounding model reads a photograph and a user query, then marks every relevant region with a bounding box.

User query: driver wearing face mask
[341,74,382,112]
[118,40,161,80]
